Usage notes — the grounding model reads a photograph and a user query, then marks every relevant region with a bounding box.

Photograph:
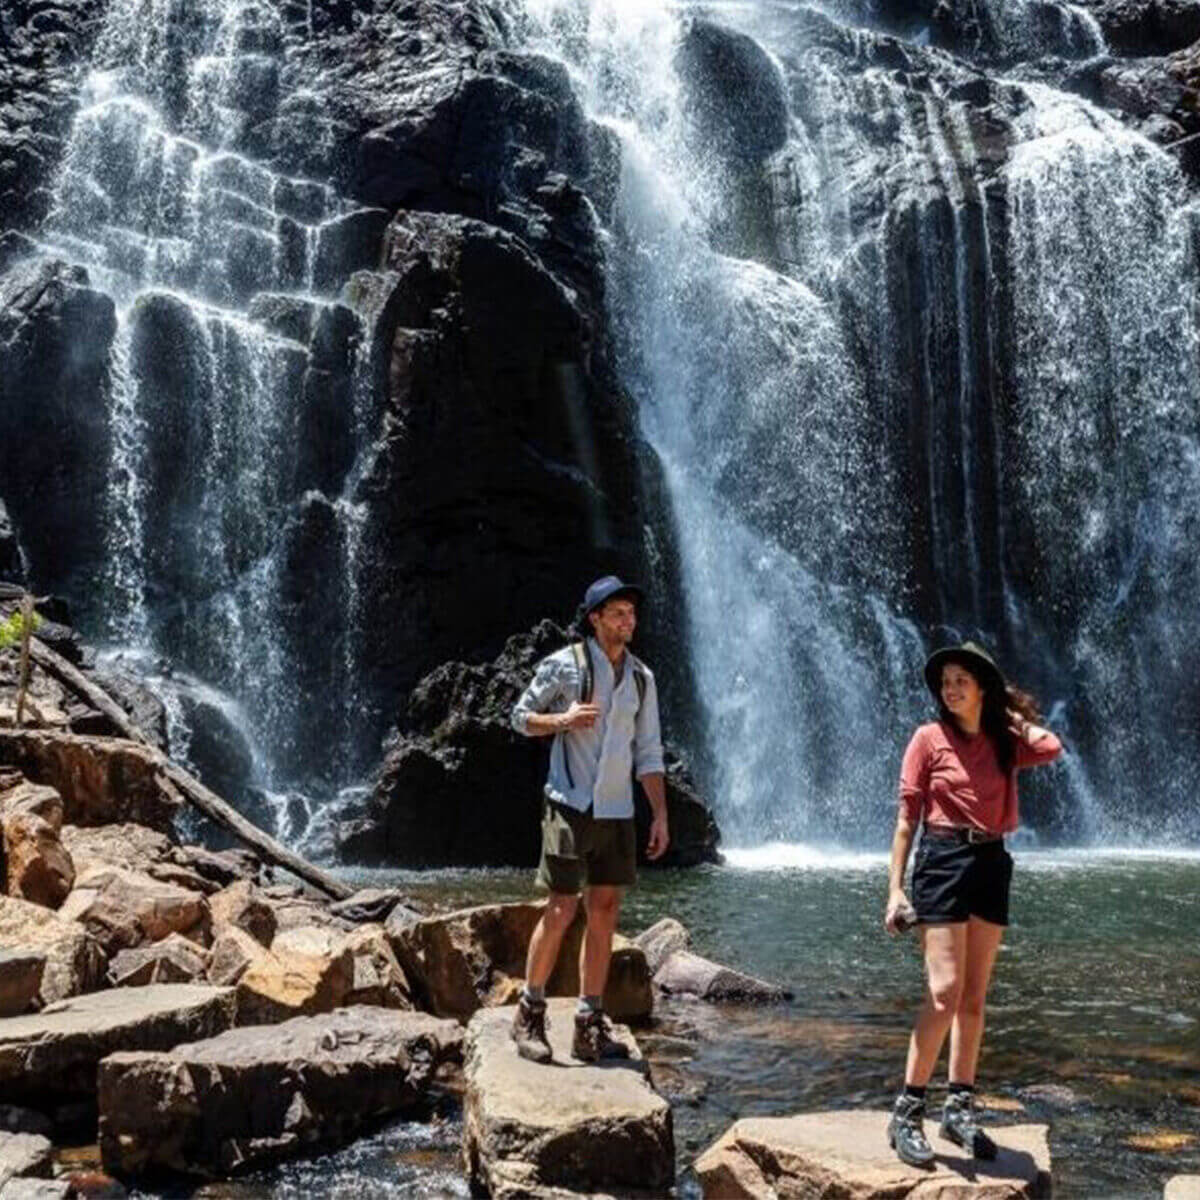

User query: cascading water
[514,0,1200,847]
[32,0,383,813]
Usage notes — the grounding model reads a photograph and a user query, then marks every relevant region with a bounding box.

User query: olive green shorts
[536,799,637,894]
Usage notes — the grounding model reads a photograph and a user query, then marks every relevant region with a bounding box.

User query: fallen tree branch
[28,637,145,742]
[18,638,353,901]
[157,759,352,901]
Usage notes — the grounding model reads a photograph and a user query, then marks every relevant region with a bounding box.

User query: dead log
[16,639,353,901]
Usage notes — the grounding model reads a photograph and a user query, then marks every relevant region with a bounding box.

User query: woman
[884,640,1062,1167]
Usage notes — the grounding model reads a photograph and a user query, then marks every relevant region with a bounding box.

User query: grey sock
[522,984,545,1005]
[576,994,602,1015]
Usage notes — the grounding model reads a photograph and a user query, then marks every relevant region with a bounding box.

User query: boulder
[107,934,210,987]
[634,917,691,975]
[0,985,236,1102]
[0,951,44,1018]
[258,885,352,936]
[207,924,271,988]
[60,824,172,876]
[0,896,105,1006]
[464,1000,673,1197]
[169,845,264,890]
[57,867,211,956]
[328,887,413,924]
[388,901,652,1022]
[0,782,73,907]
[1,809,74,909]
[0,1132,52,1188]
[654,951,792,1004]
[675,17,790,164]
[1166,1177,1200,1200]
[97,1007,463,1176]
[0,783,62,829]
[342,924,412,1009]
[235,938,354,1025]
[346,622,718,869]
[208,880,276,946]
[0,1179,73,1198]
[85,664,169,749]
[694,1112,1052,1198]
[0,732,180,832]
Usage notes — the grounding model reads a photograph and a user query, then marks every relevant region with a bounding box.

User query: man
[509,575,670,1063]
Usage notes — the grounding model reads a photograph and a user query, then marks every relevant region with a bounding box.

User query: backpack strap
[630,657,647,713]
[570,641,594,704]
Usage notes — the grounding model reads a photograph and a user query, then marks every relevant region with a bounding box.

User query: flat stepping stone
[0,984,236,1103]
[98,1006,463,1176]
[695,1111,1051,1198]
[0,1131,52,1188]
[464,999,673,1197]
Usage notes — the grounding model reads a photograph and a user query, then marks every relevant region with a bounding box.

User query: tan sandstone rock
[98,1006,463,1176]
[1,812,74,909]
[0,731,180,832]
[0,984,236,1102]
[464,999,673,1198]
[0,896,105,1006]
[207,924,271,987]
[390,902,651,1022]
[208,879,276,946]
[60,822,172,876]
[108,932,210,987]
[57,866,211,955]
[694,1112,1052,1198]
[342,924,412,1008]
[0,783,73,909]
[235,938,354,1025]
[0,950,44,1017]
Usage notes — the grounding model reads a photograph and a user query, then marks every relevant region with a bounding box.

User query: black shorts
[911,832,1013,927]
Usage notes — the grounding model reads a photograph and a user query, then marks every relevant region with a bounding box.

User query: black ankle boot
[887,1093,935,1167]
[941,1091,997,1160]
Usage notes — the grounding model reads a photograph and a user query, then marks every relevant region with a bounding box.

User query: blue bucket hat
[583,575,644,615]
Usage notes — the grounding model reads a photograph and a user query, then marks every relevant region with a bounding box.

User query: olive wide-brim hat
[923,640,1007,702]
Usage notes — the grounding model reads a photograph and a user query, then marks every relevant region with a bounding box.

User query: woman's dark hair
[937,655,1043,774]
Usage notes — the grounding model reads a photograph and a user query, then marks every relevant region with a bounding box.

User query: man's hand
[560,701,600,730]
[646,813,669,861]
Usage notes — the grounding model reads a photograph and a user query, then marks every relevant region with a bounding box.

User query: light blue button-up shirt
[511,638,665,819]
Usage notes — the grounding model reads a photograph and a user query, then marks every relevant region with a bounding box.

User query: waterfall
[515,0,1200,845]
[32,0,378,807]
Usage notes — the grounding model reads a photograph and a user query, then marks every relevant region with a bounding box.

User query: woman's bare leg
[904,923,967,1086]
[948,916,1004,1084]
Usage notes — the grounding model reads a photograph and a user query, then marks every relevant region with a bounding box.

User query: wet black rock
[676,18,791,164]
[0,259,116,600]
[0,500,25,585]
[340,619,720,870]
[0,0,111,231]
[344,209,677,758]
[1075,0,1200,55]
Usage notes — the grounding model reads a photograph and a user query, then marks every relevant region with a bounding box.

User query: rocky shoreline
[0,589,1060,1199]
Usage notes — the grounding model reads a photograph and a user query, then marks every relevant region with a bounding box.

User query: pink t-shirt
[898,721,1062,834]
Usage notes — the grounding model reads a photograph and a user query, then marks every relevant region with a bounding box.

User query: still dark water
[172,850,1200,1199]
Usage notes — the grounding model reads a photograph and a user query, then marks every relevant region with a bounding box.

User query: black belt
[923,825,1004,846]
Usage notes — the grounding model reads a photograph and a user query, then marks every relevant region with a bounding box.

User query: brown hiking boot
[572,1008,630,1062]
[510,996,552,1064]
